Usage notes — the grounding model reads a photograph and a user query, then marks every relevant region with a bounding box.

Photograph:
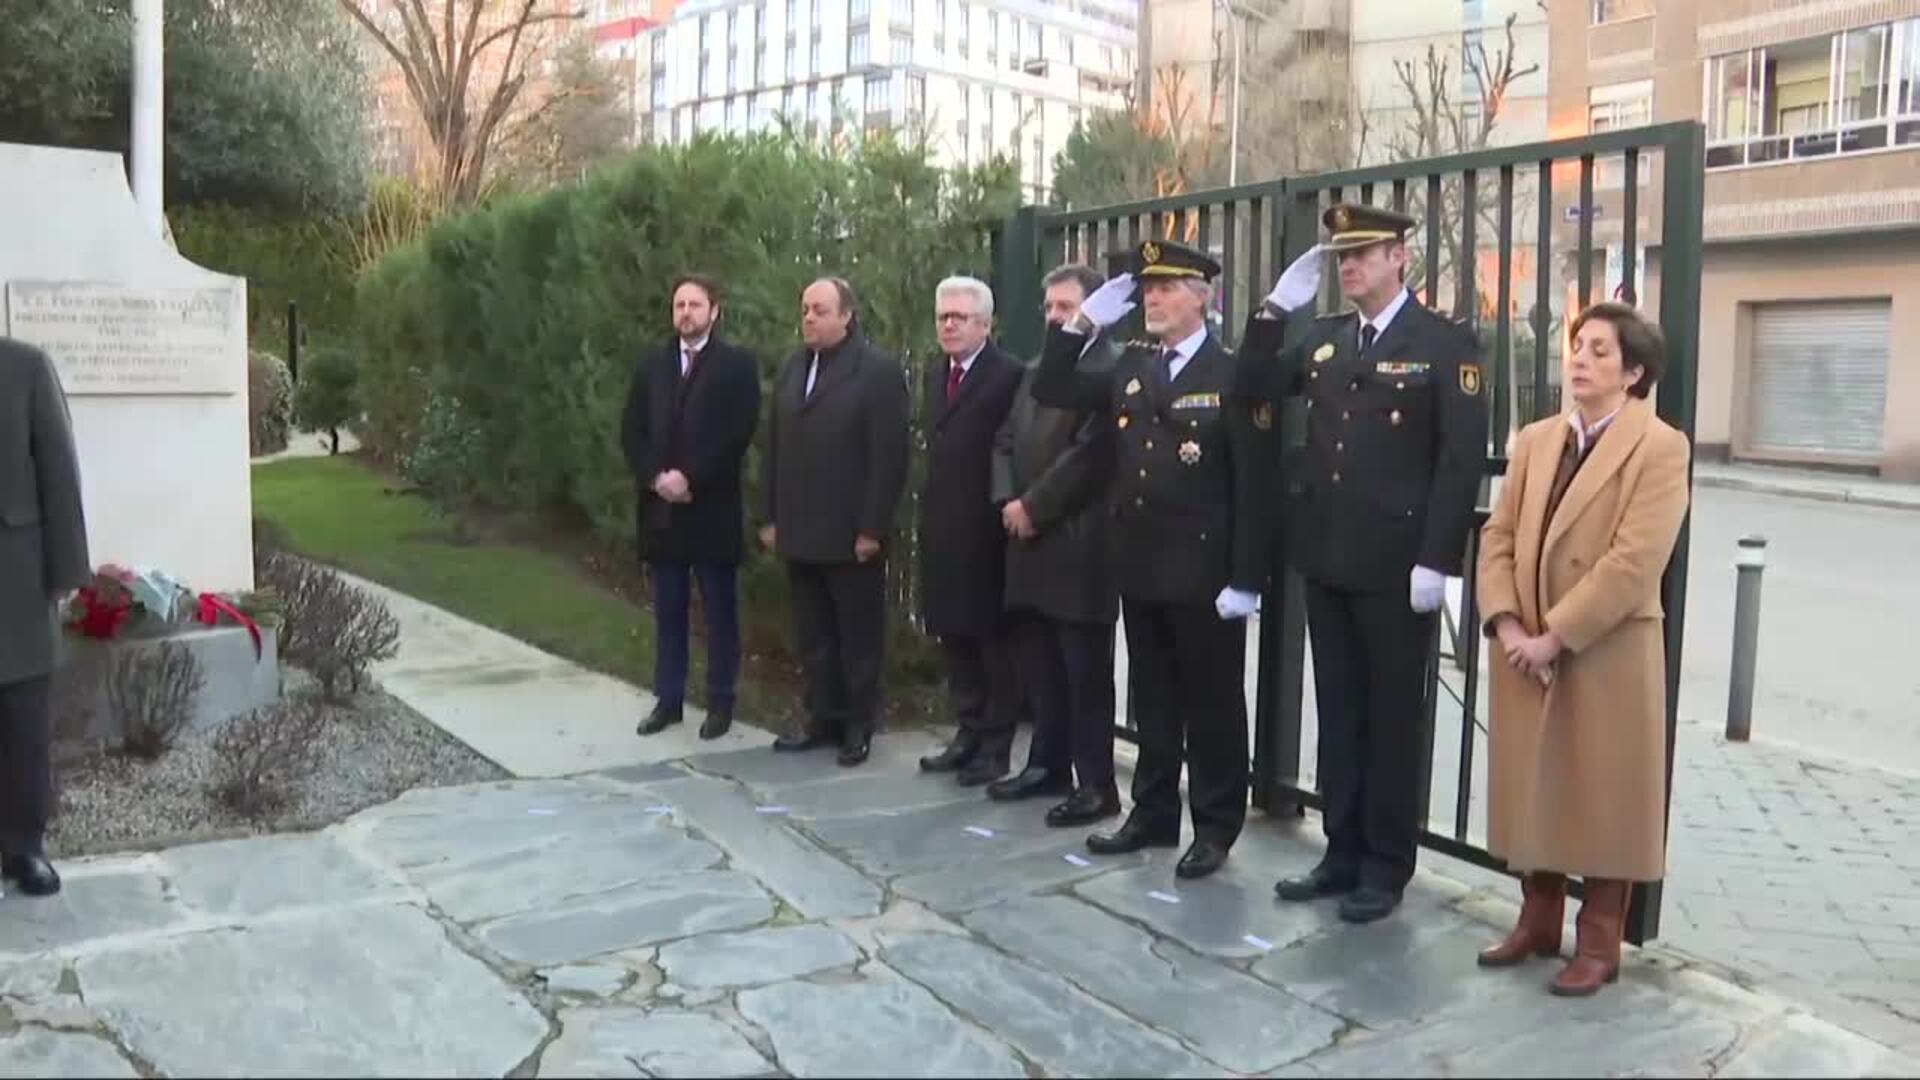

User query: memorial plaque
[5,281,237,395]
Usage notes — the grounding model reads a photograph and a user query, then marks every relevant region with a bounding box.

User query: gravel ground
[50,676,508,858]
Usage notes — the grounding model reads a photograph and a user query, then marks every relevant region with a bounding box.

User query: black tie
[1160,347,1179,383]
[1360,323,1378,356]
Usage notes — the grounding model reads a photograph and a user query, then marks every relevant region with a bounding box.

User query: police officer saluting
[1238,204,1487,923]
[1033,239,1267,880]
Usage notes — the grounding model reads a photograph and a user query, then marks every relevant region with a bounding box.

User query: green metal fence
[988,121,1706,944]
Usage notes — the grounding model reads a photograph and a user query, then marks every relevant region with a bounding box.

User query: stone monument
[0,141,252,593]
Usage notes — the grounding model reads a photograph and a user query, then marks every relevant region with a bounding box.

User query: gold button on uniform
[1342,410,1351,422]
[1145,440,1154,450]
[1336,441,1345,453]
[1390,409,1403,425]
[1396,381,1405,390]
[1332,472,1342,484]
[1138,468,1148,479]
[1134,496,1145,507]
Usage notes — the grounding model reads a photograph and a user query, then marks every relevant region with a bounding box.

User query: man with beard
[760,278,910,766]
[1031,240,1268,880]
[625,274,761,741]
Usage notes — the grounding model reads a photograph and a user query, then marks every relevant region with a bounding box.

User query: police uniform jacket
[1034,324,1267,607]
[1236,294,1487,591]
[0,339,91,686]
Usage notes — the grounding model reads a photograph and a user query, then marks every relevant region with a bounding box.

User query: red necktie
[947,360,964,404]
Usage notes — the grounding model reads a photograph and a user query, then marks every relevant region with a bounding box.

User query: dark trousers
[1013,611,1116,790]
[1122,598,1249,847]
[0,676,52,856]
[1305,580,1437,893]
[649,561,741,713]
[941,632,1018,760]
[787,560,887,741]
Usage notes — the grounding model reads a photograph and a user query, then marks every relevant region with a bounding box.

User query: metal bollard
[1725,535,1767,742]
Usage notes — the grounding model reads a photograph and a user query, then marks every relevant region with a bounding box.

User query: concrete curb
[1694,472,1920,513]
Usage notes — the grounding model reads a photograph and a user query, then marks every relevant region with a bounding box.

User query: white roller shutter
[1748,300,1890,458]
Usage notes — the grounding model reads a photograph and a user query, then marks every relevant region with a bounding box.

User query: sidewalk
[1694,461,1920,512]
[0,586,1905,1077]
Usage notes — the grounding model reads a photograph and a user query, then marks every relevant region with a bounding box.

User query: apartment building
[1551,0,1920,478]
[637,0,1139,201]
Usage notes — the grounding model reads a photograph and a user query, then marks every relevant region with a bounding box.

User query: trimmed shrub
[248,350,294,456]
[293,343,360,454]
[211,693,329,817]
[258,552,401,701]
[108,642,205,761]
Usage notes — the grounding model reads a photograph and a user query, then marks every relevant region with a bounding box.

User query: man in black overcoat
[986,263,1122,826]
[623,274,762,740]
[0,337,91,896]
[913,277,1026,787]
[759,278,911,766]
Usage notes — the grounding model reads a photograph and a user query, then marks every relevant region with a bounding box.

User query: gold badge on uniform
[1331,205,1352,231]
[1141,241,1161,265]
[1252,403,1273,431]
[1125,377,1143,396]
[1312,343,1335,364]
[1460,363,1482,396]
[1178,440,1202,465]
[1117,414,1131,430]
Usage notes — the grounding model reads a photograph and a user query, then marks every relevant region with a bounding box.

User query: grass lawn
[251,454,782,725]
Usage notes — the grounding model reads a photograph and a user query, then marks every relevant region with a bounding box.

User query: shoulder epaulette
[1315,311,1348,321]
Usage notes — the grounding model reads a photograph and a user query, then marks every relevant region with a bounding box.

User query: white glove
[1215,587,1261,620]
[1266,244,1326,312]
[1410,565,1446,614]
[1079,272,1138,329]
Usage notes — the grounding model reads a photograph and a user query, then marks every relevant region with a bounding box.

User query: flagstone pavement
[0,724,1910,1079]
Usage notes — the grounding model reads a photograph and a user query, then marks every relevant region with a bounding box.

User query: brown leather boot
[1551,878,1631,996]
[1478,871,1566,967]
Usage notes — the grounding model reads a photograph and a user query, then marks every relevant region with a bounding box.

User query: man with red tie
[624,274,761,741]
[915,277,1027,786]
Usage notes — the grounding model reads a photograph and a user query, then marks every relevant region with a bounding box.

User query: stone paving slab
[641,775,884,920]
[891,843,1148,915]
[881,931,1219,1076]
[965,895,1346,1072]
[0,1030,137,1079]
[537,1009,775,1078]
[679,732,949,791]
[657,925,862,991]
[0,867,186,957]
[735,970,1026,1078]
[475,870,776,967]
[801,792,1091,877]
[75,903,548,1077]
[158,833,402,920]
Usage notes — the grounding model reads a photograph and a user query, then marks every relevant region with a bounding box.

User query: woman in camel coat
[1475,302,1691,997]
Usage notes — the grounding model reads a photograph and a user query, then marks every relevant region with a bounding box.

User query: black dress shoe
[1046,786,1121,828]
[1175,840,1230,880]
[1274,863,1359,903]
[986,767,1074,802]
[918,730,981,773]
[1086,817,1179,855]
[637,704,683,736]
[698,709,733,740]
[773,730,833,752]
[1338,886,1402,924]
[2,854,60,897]
[837,731,873,767]
[956,754,1011,788]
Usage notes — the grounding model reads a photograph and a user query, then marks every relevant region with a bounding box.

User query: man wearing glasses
[916,277,1027,786]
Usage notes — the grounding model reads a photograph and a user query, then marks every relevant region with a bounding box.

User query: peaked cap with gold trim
[1127,238,1221,281]
[1323,202,1417,252]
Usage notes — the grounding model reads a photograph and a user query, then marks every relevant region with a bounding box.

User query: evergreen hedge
[353,132,1022,701]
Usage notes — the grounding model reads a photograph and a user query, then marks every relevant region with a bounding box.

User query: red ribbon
[73,587,133,640]
[197,593,265,662]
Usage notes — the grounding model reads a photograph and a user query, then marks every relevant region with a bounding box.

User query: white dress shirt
[1160,325,1209,382]
[1567,404,1623,457]
[1358,288,1413,348]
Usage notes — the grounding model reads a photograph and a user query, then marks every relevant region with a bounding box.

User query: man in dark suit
[1032,240,1269,880]
[914,277,1027,786]
[0,338,91,897]
[986,263,1122,826]
[760,278,910,766]
[1237,203,1488,923]
[624,274,762,741]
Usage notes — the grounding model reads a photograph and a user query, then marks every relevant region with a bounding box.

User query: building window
[728,54,740,92]
[650,30,665,65]
[1032,135,1044,194]
[958,5,969,60]
[757,42,768,85]
[700,57,713,96]
[892,29,911,63]
[1027,20,1042,62]
[702,14,716,53]
[652,69,666,102]
[851,0,870,23]
[783,87,796,116]
[1589,79,1654,187]
[787,0,797,28]
[1705,19,1919,169]
[908,72,926,118]
[788,43,799,78]
[988,10,999,65]
[850,26,868,65]
[865,73,889,116]
[1591,0,1653,23]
